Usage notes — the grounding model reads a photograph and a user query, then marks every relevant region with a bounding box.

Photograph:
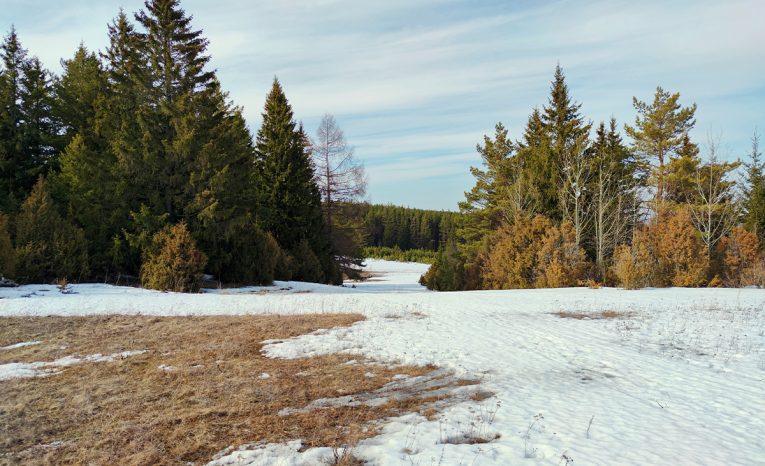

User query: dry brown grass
[555,310,631,320]
[0,315,454,465]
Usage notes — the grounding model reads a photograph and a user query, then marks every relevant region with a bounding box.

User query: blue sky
[3,0,764,210]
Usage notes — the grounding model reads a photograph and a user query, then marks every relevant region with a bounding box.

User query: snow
[1,260,764,465]
[0,350,147,380]
[1,340,41,350]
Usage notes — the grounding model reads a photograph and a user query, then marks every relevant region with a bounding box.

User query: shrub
[612,238,655,290]
[421,240,464,291]
[612,208,707,289]
[657,208,708,287]
[289,239,325,283]
[217,221,281,285]
[482,215,590,289]
[0,214,14,278]
[141,222,207,293]
[719,227,765,287]
[13,178,90,283]
[534,221,590,288]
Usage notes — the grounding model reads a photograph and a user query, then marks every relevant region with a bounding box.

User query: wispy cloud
[3,0,764,209]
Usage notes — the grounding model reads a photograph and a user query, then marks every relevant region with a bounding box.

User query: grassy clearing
[0,315,457,465]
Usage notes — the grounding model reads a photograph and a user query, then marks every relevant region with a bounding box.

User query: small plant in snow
[523,413,544,458]
[56,277,75,294]
[559,450,574,465]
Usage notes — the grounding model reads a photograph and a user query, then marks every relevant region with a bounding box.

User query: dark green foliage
[13,178,89,283]
[363,246,438,264]
[0,29,59,211]
[362,204,458,251]
[141,222,207,293]
[743,131,765,246]
[254,79,332,282]
[289,239,325,284]
[420,240,464,291]
[458,122,516,255]
[0,213,14,277]
[209,218,282,285]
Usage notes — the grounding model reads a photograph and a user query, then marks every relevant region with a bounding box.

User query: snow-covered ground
[2,259,764,465]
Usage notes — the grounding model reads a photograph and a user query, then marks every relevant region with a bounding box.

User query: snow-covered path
[2,260,764,465]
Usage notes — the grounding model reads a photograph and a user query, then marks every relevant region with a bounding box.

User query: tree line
[0,0,367,290]
[423,66,765,290]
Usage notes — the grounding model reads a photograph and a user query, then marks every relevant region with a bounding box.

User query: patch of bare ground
[555,310,632,320]
[0,315,473,465]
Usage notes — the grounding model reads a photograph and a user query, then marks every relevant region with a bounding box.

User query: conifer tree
[516,109,555,217]
[254,79,331,282]
[743,130,765,246]
[541,65,592,246]
[54,44,108,147]
[14,177,89,283]
[458,122,515,252]
[625,87,696,204]
[0,213,14,278]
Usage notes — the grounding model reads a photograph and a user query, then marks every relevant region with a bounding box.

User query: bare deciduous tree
[311,114,367,276]
[687,132,740,262]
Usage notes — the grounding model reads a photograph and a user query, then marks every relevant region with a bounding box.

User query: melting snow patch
[0,350,148,381]
[158,364,176,372]
[207,440,337,466]
[258,372,270,379]
[0,340,42,350]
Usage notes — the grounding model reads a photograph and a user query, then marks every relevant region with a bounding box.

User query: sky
[2,0,764,210]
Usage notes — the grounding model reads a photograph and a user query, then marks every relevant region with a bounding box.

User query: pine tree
[254,79,330,282]
[457,122,515,256]
[54,45,122,277]
[625,87,696,204]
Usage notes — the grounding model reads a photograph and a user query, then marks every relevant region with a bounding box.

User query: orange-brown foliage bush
[612,208,708,288]
[141,222,208,293]
[719,227,765,287]
[482,215,590,289]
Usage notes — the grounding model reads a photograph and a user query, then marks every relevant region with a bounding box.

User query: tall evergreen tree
[254,79,332,282]
[625,86,696,204]
[743,130,765,245]
[541,65,592,245]
[516,109,556,217]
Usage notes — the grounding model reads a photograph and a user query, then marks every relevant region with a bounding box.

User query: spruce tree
[743,130,765,246]
[541,65,592,245]
[0,28,29,211]
[254,79,331,282]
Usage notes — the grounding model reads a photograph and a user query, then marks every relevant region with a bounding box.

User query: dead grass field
[555,310,632,320]
[0,315,456,465]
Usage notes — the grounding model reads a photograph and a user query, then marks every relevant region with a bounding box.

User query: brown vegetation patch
[555,310,631,320]
[0,315,458,465]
